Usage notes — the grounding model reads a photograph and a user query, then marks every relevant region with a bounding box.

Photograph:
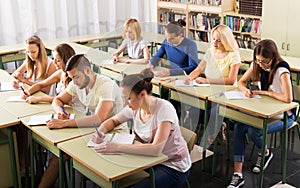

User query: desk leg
[149,167,156,188]
[258,119,268,188]
[282,112,288,183]
[212,104,220,176]
[70,158,75,188]
[30,131,35,188]
[201,100,209,171]
[59,150,65,188]
[7,128,18,188]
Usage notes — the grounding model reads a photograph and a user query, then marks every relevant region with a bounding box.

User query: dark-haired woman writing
[149,19,198,76]
[92,68,191,188]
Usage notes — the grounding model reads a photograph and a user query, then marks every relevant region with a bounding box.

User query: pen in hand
[93,124,103,138]
[61,106,67,115]
[20,86,27,96]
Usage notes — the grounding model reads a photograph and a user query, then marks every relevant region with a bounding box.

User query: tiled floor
[185,129,300,188]
[27,127,300,188]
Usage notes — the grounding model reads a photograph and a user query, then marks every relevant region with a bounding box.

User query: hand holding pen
[20,86,30,99]
[92,124,105,144]
[57,106,70,120]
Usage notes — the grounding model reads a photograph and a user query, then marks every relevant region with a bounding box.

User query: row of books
[189,13,220,31]
[188,0,221,6]
[223,16,262,34]
[159,11,186,25]
[159,0,186,2]
[189,30,211,42]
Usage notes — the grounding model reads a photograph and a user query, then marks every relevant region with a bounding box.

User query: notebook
[224,91,261,100]
[87,133,135,147]
[174,79,210,87]
[27,114,75,126]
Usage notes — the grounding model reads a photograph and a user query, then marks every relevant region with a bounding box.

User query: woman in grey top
[113,18,150,64]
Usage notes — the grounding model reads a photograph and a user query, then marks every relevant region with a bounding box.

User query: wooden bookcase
[157,0,262,49]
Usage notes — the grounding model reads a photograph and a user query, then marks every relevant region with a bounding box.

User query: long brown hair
[25,35,48,80]
[54,43,75,87]
[252,39,284,83]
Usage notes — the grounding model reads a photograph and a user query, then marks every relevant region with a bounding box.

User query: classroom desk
[0,43,25,70]
[0,107,21,188]
[44,41,114,67]
[159,82,236,170]
[71,31,122,44]
[208,92,298,188]
[99,63,168,96]
[282,56,300,85]
[0,90,53,118]
[57,134,168,188]
[20,108,95,188]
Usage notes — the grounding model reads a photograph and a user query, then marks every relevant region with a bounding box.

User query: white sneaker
[252,152,273,173]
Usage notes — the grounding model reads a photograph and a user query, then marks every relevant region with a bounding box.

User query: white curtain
[0,0,157,45]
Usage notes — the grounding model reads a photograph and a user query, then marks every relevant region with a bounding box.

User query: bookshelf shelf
[157,0,262,49]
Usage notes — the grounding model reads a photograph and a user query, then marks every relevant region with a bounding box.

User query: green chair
[180,126,197,188]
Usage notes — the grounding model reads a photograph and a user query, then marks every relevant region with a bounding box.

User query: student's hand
[243,89,254,98]
[147,63,154,70]
[94,142,119,153]
[25,96,39,104]
[113,56,119,64]
[184,77,192,85]
[12,79,20,89]
[21,90,30,100]
[91,132,106,144]
[46,118,66,129]
[155,70,170,77]
[194,77,207,84]
[57,112,70,120]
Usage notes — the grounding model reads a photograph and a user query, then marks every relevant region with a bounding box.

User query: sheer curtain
[0,0,157,45]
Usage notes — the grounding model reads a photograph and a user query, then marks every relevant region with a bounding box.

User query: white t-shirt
[120,37,150,59]
[65,74,124,123]
[114,98,191,172]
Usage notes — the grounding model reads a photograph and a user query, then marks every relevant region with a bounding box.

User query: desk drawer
[219,106,281,129]
[170,90,206,109]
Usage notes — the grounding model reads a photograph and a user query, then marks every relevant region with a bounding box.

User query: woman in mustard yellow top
[185,24,242,143]
[186,24,241,85]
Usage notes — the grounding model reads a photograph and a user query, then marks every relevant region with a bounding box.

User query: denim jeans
[233,115,295,162]
[128,164,190,188]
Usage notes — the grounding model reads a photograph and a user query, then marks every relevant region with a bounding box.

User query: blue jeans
[233,115,294,162]
[128,164,190,188]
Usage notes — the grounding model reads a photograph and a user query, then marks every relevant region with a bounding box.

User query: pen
[20,86,27,95]
[93,124,103,138]
[61,106,67,115]
[248,83,253,94]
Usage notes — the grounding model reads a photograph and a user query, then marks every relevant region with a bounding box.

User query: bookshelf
[261,0,300,57]
[157,0,262,49]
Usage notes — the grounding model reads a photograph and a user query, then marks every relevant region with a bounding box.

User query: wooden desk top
[0,69,13,81]
[20,108,94,145]
[71,31,122,44]
[0,106,20,129]
[208,90,298,119]
[58,134,167,182]
[0,90,53,118]
[0,43,25,55]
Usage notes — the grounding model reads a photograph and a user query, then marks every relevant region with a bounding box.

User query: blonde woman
[185,24,241,142]
[12,35,56,95]
[113,18,150,64]
[186,24,241,85]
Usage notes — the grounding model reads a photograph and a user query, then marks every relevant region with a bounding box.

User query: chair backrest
[180,126,197,152]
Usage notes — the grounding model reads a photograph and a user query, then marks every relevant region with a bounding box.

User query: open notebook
[0,82,21,92]
[87,133,135,147]
[224,91,261,100]
[27,114,75,126]
[174,79,210,87]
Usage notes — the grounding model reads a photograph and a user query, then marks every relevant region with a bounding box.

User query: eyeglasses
[255,58,272,65]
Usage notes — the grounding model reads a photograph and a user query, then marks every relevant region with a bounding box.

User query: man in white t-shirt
[47,54,125,130]
[39,54,126,188]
